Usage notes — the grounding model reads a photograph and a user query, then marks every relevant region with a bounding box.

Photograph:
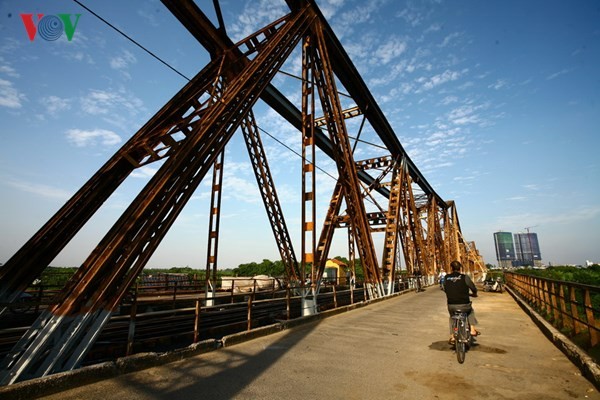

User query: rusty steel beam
[0,7,315,384]
[240,111,299,281]
[314,105,362,127]
[397,162,429,275]
[206,150,225,286]
[301,33,318,291]
[315,181,344,279]
[426,196,447,274]
[311,23,381,294]
[286,0,445,207]
[381,158,406,285]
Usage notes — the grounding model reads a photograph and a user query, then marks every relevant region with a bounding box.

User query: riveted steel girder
[0,6,315,384]
[286,0,445,207]
[241,112,299,280]
[310,23,381,291]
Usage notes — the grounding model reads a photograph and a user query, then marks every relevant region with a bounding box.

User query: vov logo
[20,14,81,42]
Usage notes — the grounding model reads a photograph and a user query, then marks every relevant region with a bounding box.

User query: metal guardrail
[2,278,419,365]
[505,271,600,348]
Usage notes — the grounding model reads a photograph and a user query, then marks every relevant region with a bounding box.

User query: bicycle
[451,308,472,364]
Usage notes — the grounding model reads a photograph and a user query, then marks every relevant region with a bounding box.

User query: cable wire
[72,0,191,82]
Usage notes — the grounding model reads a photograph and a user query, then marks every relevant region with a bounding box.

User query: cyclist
[443,260,479,343]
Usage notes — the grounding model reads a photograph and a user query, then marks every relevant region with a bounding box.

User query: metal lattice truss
[0,0,485,384]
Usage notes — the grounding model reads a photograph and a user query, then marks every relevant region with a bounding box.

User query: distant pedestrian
[438,270,447,289]
[414,268,422,292]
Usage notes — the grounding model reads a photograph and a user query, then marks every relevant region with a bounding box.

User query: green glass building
[494,231,515,269]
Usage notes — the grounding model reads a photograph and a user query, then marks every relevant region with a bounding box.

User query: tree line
[35,257,366,287]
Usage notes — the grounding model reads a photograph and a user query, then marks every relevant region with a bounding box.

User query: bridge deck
[32,287,600,399]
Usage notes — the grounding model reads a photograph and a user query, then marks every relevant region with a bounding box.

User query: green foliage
[515,266,600,286]
[39,267,77,288]
[36,257,357,289]
[486,270,504,281]
[331,256,363,279]
[515,265,600,324]
[233,259,285,277]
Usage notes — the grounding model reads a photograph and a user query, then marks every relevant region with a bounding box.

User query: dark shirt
[444,272,477,304]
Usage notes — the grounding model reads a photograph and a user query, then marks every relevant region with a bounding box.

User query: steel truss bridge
[0,0,485,386]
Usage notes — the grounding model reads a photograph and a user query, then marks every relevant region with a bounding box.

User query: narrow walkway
[34,287,600,399]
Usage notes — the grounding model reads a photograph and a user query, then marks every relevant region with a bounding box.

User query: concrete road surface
[35,286,600,400]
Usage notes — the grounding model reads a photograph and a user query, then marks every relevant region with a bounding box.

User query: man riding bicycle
[443,260,479,343]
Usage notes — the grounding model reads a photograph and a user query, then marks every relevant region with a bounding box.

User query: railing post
[172,281,178,309]
[194,298,201,343]
[559,283,573,331]
[536,278,544,310]
[549,282,560,323]
[231,280,235,304]
[543,281,552,316]
[584,289,598,347]
[524,275,531,302]
[333,284,337,308]
[286,285,291,320]
[570,286,583,335]
[247,292,254,331]
[126,289,138,356]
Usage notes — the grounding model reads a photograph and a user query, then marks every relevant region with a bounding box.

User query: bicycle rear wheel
[456,318,467,363]
[456,339,465,363]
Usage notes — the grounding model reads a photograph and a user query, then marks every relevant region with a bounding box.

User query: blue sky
[0,0,599,270]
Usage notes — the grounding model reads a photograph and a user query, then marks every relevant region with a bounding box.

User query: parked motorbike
[483,277,504,293]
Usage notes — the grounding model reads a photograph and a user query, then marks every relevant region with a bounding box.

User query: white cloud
[80,88,144,116]
[228,0,288,42]
[223,174,261,204]
[131,166,159,179]
[42,95,71,115]
[439,32,461,48]
[5,179,71,200]
[138,8,160,27]
[333,1,385,36]
[546,69,570,80]
[440,95,458,105]
[110,50,137,70]
[417,69,461,92]
[488,79,507,90]
[447,103,488,126]
[496,206,600,228]
[0,78,26,108]
[397,6,424,27]
[0,64,19,78]
[66,128,122,147]
[373,36,407,65]
[81,90,119,115]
